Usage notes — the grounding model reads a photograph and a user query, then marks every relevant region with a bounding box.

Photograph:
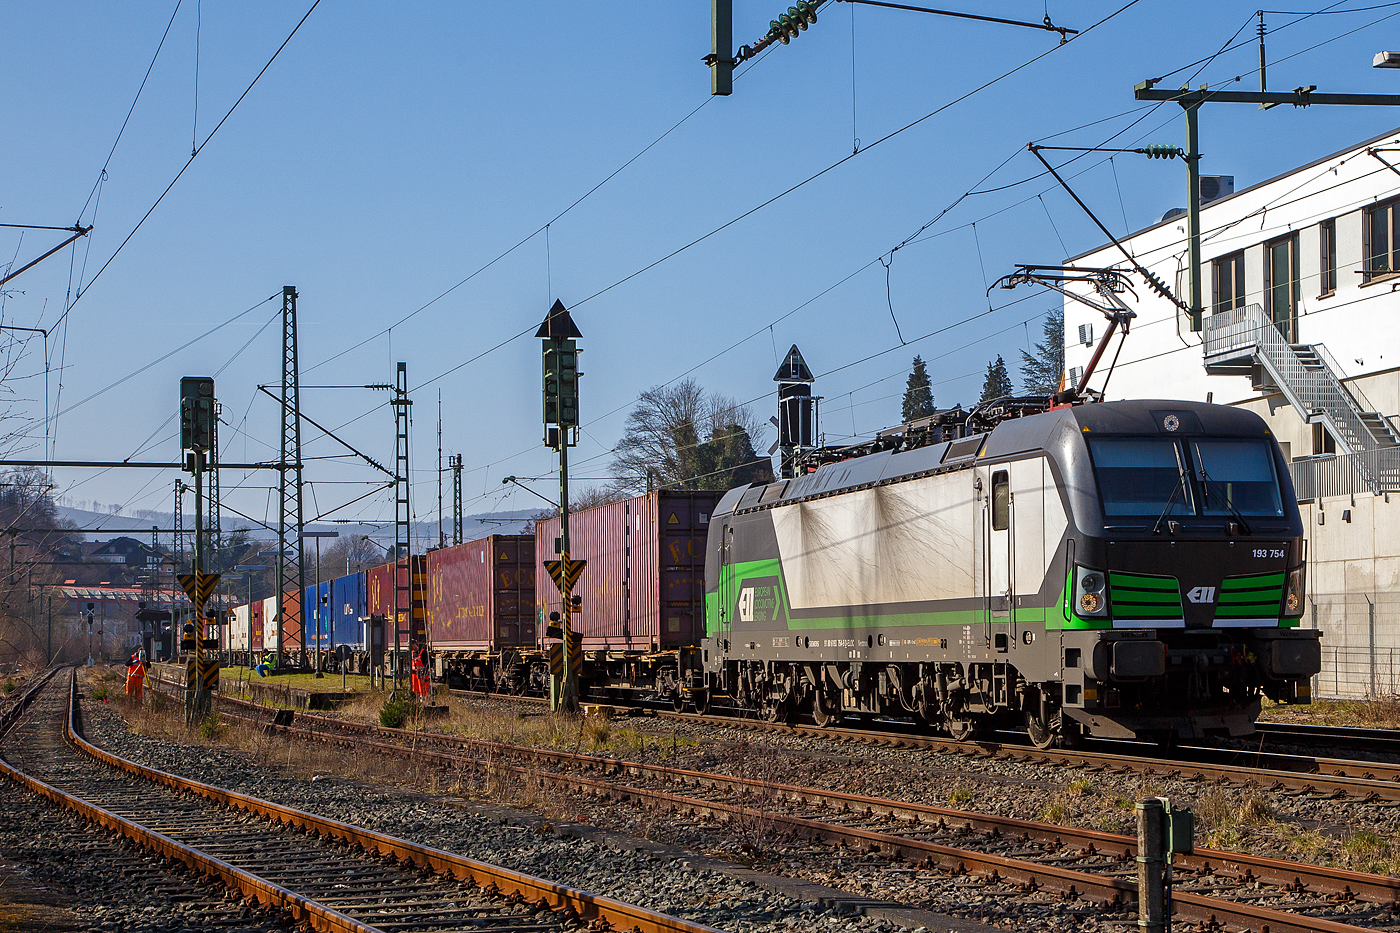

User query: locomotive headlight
[1283,565,1306,617]
[1073,565,1109,618]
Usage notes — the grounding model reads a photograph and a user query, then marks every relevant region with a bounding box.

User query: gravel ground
[80,693,968,933]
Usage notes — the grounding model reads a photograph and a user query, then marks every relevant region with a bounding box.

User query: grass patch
[948,785,973,807]
[1067,778,1094,796]
[1,678,14,695]
[1039,802,1069,823]
[90,685,111,702]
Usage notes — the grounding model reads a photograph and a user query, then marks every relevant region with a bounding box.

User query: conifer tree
[979,355,1013,404]
[1020,307,1066,394]
[901,355,935,423]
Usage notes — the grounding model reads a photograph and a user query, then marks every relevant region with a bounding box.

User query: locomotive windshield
[1189,438,1285,517]
[1087,438,1192,516]
[1088,436,1284,520]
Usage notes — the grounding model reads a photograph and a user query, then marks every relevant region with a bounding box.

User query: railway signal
[536,301,584,713]
[179,375,219,723]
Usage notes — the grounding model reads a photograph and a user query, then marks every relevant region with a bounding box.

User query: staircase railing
[1204,303,1388,493]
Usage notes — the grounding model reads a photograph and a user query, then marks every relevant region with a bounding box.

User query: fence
[1309,592,1400,698]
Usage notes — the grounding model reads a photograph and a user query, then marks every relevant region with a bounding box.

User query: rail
[2,671,721,933]
[200,689,1392,932]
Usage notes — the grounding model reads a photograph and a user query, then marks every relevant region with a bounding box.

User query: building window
[1319,218,1336,296]
[1366,198,1400,280]
[1265,233,1300,343]
[1312,422,1336,456]
[1213,251,1246,314]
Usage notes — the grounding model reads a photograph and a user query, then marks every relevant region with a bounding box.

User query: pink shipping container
[535,491,717,652]
[427,536,535,650]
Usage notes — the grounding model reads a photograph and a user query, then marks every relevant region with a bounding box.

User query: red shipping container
[367,557,427,646]
[535,491,717,651]
[427,536,535,650]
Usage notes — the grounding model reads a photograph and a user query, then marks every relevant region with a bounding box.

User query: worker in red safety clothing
[125,651,146,700]
[410,643,430,698]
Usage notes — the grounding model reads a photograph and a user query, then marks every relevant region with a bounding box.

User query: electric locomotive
[696,398,1319,746]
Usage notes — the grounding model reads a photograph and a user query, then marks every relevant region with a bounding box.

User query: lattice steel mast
[392,362,411,691]
[277,286,306,667]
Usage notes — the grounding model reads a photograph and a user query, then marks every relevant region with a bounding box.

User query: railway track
[1254,720,1400,756]
[434,685,1400,793]
[197,688,1400,933]
[1,670,722,933]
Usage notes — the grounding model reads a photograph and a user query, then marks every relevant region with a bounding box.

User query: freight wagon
[535,491,717,703]
[426,535,536,690]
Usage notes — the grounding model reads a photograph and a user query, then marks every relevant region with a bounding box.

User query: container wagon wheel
[692,690,710,715]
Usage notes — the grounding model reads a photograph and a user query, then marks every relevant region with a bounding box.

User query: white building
[1063,126,1400,698]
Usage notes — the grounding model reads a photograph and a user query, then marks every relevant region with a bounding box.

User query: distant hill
[55,505,541,542]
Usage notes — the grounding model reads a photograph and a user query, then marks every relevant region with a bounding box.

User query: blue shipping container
[303,581,332,650]
[331,572,367,647]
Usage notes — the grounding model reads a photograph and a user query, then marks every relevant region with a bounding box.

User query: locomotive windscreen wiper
[1198,465,1252,535]
[1150,470,1187,536]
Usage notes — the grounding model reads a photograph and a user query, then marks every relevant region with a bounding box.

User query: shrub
[197,716,224,740]
[91,685,111,702]
[2,678,16,696]
[380,695,414,729]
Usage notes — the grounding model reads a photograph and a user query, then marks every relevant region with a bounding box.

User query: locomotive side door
[717,522,734,642]
[982,468,1013,653]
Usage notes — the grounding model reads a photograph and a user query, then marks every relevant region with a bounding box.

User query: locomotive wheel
[1026,709,1060,750]
[812,689,838,728]
[763,698,794,725]
[945,717,977,741]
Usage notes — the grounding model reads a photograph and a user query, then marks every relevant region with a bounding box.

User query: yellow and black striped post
[178,570,221,722]
[543,554,585,712]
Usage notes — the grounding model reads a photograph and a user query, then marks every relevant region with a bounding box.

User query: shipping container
[250,598,264,652]
[331,571,367,647]
[427,536,535,649]
[231,604,252,651]
[302,581,332,651]
[367,557,427,647]
[261,590,302,654]
[535,491,717,651]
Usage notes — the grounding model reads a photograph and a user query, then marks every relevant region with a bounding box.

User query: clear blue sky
[4,2,1399,541]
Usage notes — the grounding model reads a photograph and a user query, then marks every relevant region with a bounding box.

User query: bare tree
[322,534,388,577]
[610,380,773,494]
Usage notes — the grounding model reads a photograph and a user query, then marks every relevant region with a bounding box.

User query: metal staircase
[1203,302,1399,493]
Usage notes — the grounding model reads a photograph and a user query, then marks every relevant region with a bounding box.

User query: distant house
[88,536,165,567]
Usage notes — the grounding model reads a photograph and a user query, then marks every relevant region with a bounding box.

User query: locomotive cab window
[991,471,1009,530]
[1087,438,1190,517]
[1189,439,1285,517]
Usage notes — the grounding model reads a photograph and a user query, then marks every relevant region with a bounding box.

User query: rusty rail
[197,689,1388,932]
[71,674,722,933]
